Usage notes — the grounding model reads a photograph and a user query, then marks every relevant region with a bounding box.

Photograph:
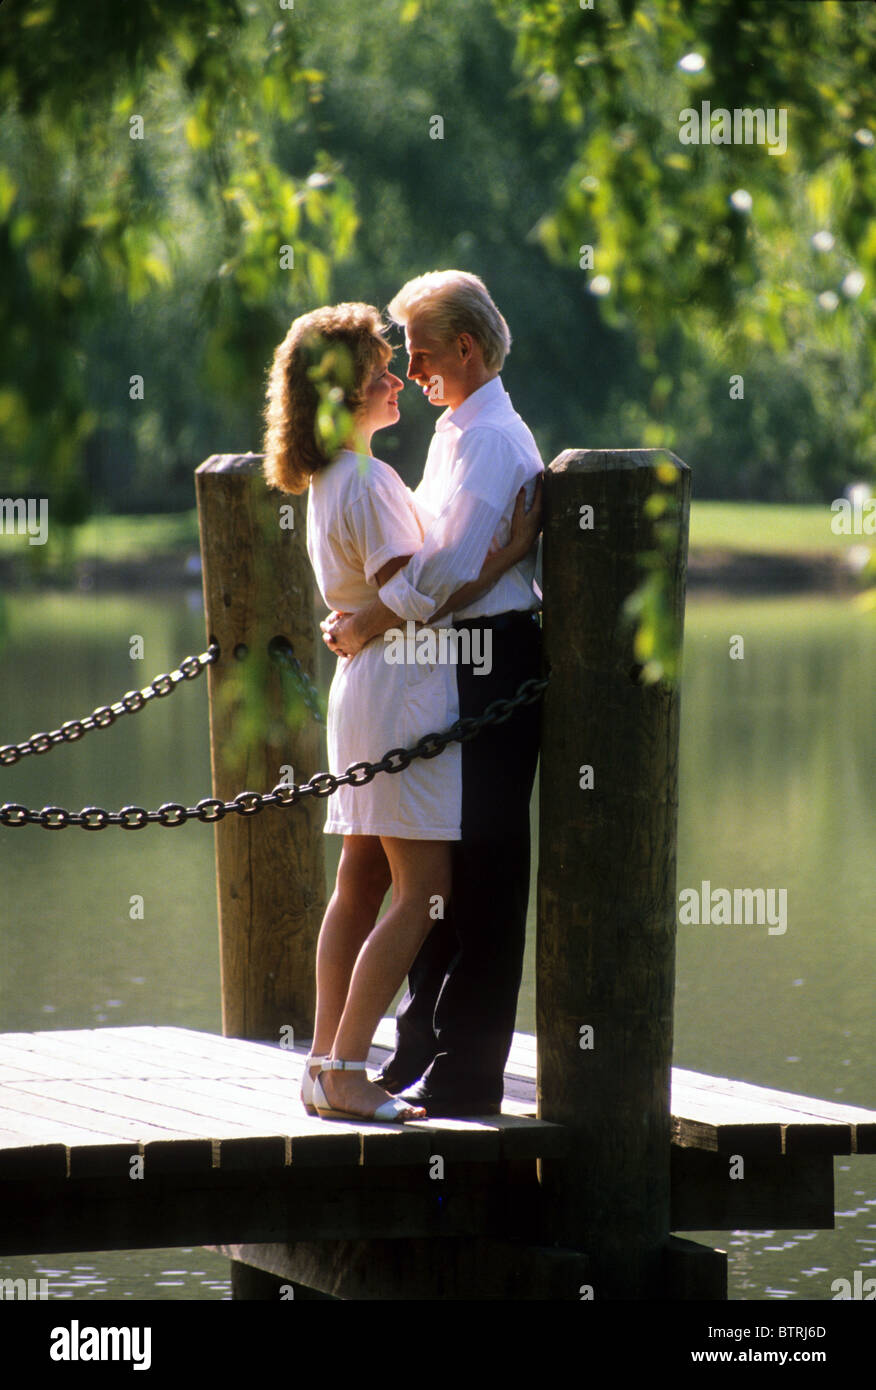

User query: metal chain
[0,644,220,768]
[0,675,548,830]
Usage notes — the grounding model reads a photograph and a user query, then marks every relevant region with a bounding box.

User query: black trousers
[386,610,543,1102]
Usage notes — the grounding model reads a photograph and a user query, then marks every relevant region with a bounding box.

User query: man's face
[404,316,470,411]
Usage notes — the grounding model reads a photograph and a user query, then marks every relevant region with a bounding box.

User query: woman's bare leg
[321,836,451,1115]
[310,835,390,1075]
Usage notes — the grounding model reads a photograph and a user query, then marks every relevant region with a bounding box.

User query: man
[322,270,543,1116]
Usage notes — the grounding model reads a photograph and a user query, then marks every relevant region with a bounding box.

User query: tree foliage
[0,0,873,533]
[493,0,876,471]
[0,0,356,520]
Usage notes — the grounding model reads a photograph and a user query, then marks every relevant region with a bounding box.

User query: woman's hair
[262,302,393,494]
[386,270,511,370]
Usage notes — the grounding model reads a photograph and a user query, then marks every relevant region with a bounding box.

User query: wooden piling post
[195,454,324,1043]
[536,448,691,1298]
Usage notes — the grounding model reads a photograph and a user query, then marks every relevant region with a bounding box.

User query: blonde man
[323,271,543,1116]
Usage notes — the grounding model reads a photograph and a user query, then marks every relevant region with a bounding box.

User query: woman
[262,303,539,1122]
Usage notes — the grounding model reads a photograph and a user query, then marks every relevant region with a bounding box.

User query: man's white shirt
[377,376,543,623]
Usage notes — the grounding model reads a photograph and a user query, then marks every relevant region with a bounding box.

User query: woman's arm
[430,475,542,621]
[322,477,542,655]
[318,555,412,657]
[373,555,414,589]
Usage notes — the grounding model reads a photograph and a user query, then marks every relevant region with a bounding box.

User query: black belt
[453,610,540,632]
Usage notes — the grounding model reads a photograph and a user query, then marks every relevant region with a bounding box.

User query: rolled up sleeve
[347,474,423,587]
[378,490,503,621]
[377,427,520,622]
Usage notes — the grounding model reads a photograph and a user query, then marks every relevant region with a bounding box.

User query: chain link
[0,675,548,830]
[0,644,219,768]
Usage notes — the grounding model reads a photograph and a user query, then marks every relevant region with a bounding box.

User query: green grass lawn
[0,500,867,565]
[0,508,200,563]
[688,501,863,555]
[69,509,201,559]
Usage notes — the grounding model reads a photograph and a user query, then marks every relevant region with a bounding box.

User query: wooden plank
[674,1067,876,1117]
[63,1073,301,1131]
[0,1087,188,1179]
[674,1068,876,1152]
[410,1118,502,1163]
[160,1076,304,1123]
[229,1263,329,1300]
[140,1030,308,1082]
[673,1067,876,1123]
[782,1123,853,1157]
[216,1136,289,1171]
[2,1026,868,1188]
[138,1024,304,1063]
[672,1080,828,1129]
[81,1075,299,1132]
[0,1080,202,1140]
[0,1096,144,1147]
[0,1080,272,1141]
[0,1031,189,1079]
[489,1114,569,1161]
[0,1029,168,1068]
[0,1039,142,1083]
[0,1163,519,1257]
[32,1029,232,1079]
[672,1080,855,1155]
[357,1127,433,1167]
[496,1082,537,1109]
[662,1236,727,1300]
[671,1148,835,1231]
[55,1026,306,1079]
[672,1114,783,1157]
[672,1083,846,1152]
[140,1138,216,1175]
[0,1139,68,1181]
[285,1130,363,1168]
[223,1063,537,1115]
[0,1054,56,1081]
[211,1236,592,1301]
[65,1030,542,1119]
[0,1025,532,1119]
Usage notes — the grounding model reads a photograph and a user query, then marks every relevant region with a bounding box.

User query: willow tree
[0,0,357,522]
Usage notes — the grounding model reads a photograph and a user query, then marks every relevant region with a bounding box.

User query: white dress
[306,449,461,840]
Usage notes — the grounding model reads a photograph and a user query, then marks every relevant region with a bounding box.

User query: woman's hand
[506,473,543,560]
[321,610,365,658]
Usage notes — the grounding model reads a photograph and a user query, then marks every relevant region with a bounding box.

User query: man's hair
[262,303,393,494]
[386,270,511,370]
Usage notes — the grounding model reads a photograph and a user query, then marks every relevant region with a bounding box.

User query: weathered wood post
[536,449,693,1298]
[195,454,324,1043]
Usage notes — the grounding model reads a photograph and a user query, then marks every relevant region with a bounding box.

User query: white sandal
[312,1059,426,1122]
[300,1053,329,1115]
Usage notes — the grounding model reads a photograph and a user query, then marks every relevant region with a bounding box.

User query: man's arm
[379,426,523,628]
[323,479,542,656]
[431,476,542,620]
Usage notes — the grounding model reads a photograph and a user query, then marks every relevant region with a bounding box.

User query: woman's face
[359,361,404,435]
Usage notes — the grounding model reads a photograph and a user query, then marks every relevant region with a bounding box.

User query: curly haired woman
[263,303,538,1121]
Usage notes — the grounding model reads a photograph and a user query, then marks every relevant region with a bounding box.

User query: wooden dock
[2,450,871,1299]
[1,1021,875,1282]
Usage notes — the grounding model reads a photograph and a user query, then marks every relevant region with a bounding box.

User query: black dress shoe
[396,1083,502,1118]
[370,1069,421,1095]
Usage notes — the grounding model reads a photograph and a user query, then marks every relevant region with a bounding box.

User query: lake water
[0,586,874,1300]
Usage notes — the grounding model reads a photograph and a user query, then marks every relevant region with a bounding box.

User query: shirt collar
[435,375,506,433]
